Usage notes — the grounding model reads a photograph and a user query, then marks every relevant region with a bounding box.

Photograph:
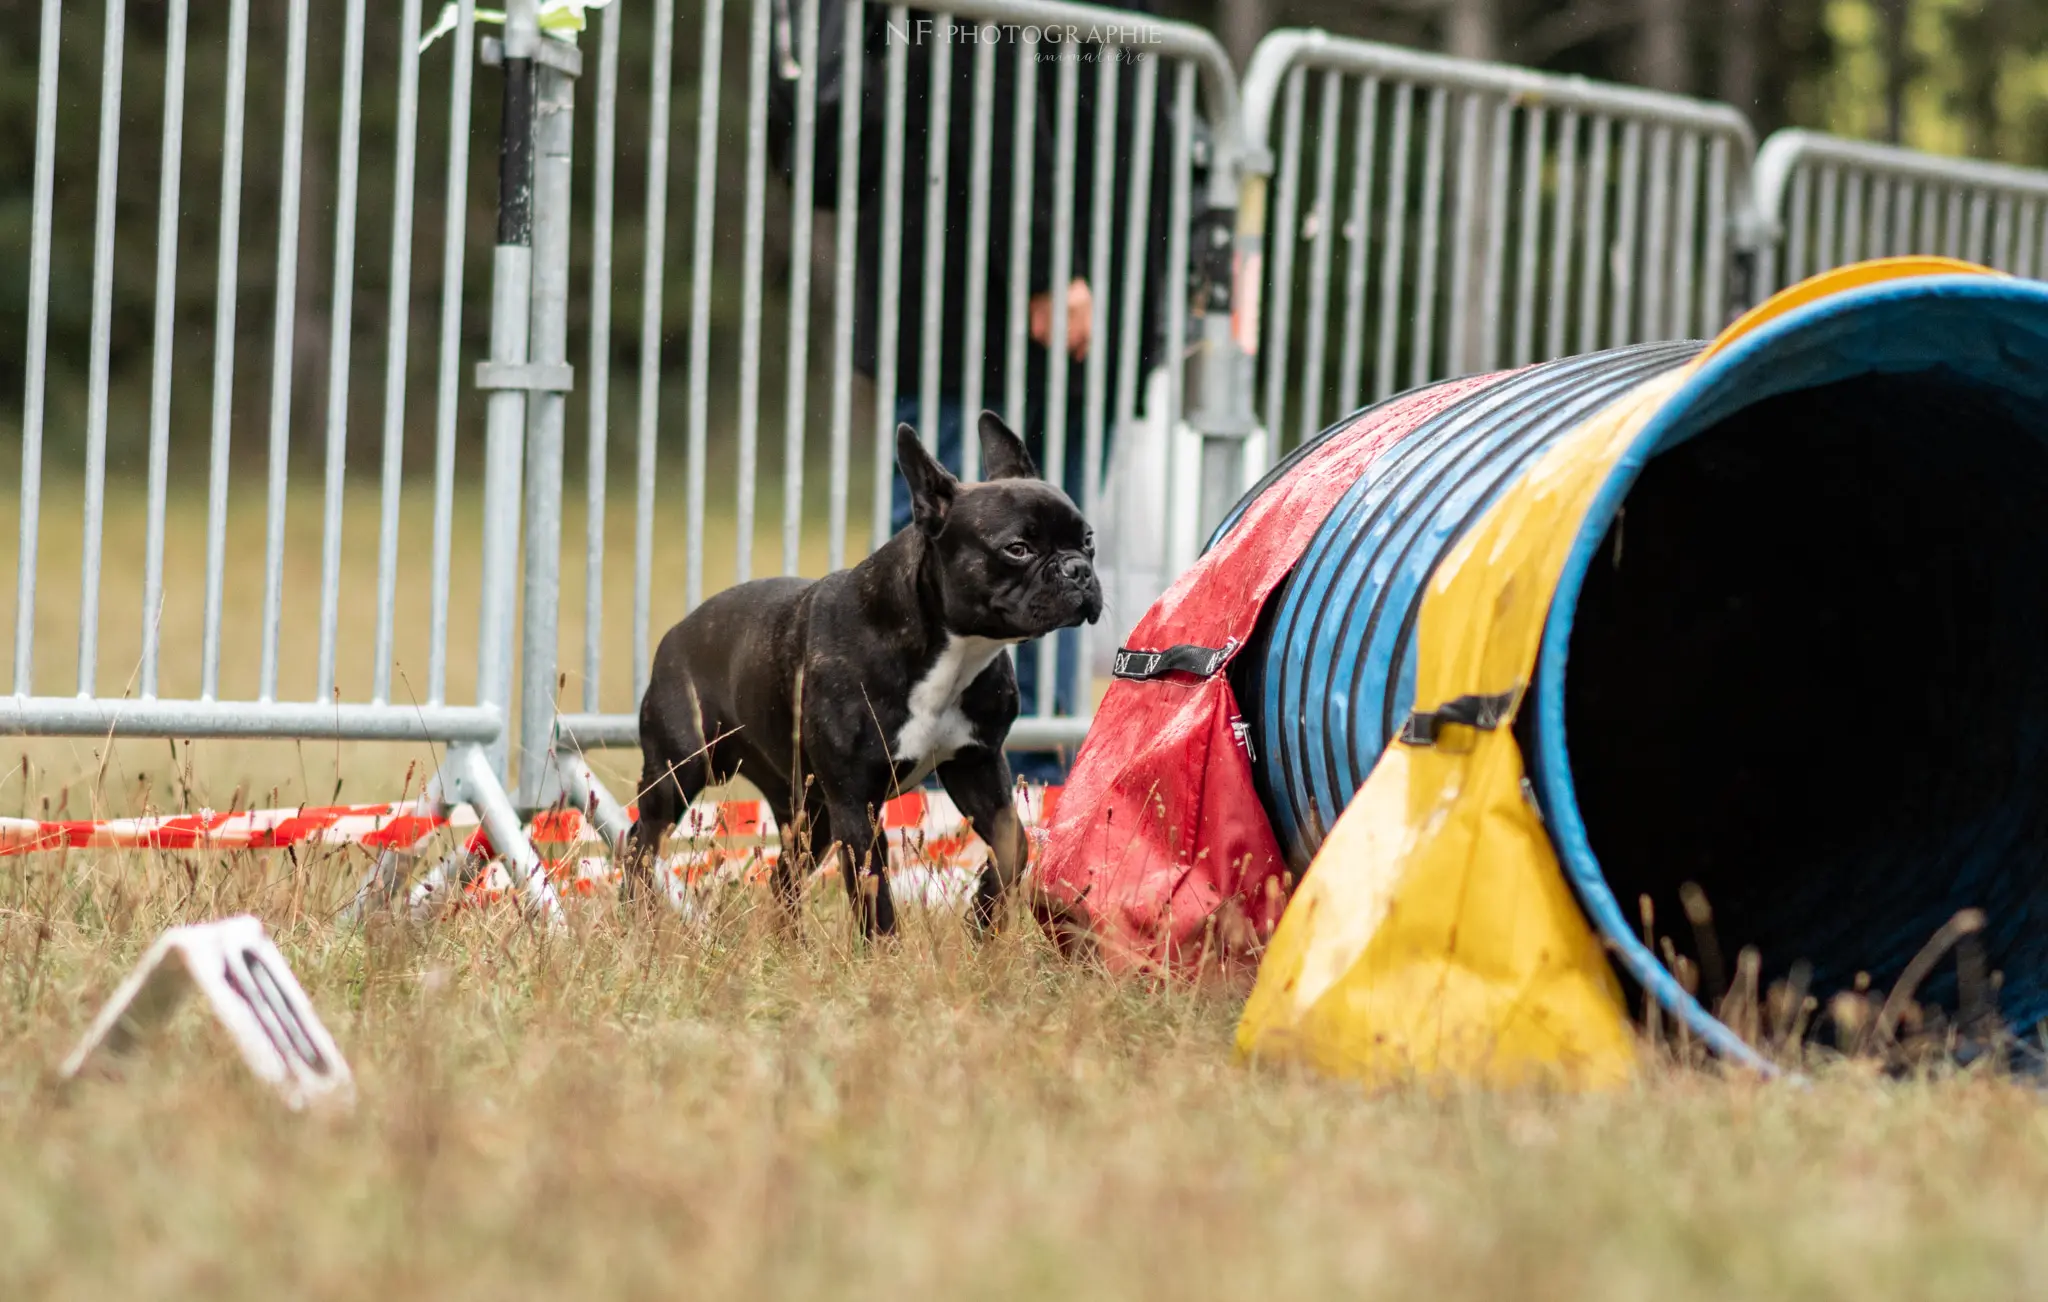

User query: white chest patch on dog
[890,634,1012,794]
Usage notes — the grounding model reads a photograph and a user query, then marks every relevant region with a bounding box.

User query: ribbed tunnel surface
[1222,275,2048,1048]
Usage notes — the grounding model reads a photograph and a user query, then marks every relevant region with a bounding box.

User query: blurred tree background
[3,0,2047,475]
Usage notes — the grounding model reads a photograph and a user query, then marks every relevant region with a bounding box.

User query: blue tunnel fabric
[1220,275,2048,1052]
[1230,341,1705,869]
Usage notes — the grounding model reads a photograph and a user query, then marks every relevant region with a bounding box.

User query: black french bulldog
[624,412,1104,936]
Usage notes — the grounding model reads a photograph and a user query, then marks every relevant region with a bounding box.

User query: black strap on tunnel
[1398,689,1521,746]
[1113,643,1234,681]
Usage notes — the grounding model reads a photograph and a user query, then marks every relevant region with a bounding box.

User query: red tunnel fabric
[1036,375,1500,975]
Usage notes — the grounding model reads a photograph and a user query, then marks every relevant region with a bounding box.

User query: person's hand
[1029,279,1093,361]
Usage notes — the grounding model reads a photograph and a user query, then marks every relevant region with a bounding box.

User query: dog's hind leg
[624,684,712,904]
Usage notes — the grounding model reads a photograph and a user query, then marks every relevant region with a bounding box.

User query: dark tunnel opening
[1559,370,2048,1036]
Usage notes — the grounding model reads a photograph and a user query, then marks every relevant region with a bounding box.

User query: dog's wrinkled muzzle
[1067,567,1104,626]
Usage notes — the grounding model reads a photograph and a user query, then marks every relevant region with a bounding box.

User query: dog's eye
[1082,532,1096,557]
[1004,541,1034,562]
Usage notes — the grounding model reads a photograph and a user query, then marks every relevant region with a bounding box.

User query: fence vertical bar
[259,0,310,702]
[1702,134,1727,330]
[827,0,865,558]
[960,38,996,483]
[1259,67,1304,449]
[1642,126,1671,341]
[1511,106,1543,368]
[1111,54,1158,473]
[582,0,620,711]
[1841,172,1864,264]
[1161,60,1194,574]
[317,0,368,703]
[1577,117,1608,355]
[1079,48,1118,694]
[917,29,955,455]
[1965,191,1990,264]
[1409,87,1447,388]
[1900,182,1933,257]
[518,34,576,807]
[1044,43,1079,491]
[140,0,189,699]
[823,0,864,556]
[374,0,424,705]
[2018,201,2039,280]
[1296,71,1341,442]
[1037,43,1079,717]
[1993,195,2016,271]
[427,0,475,706]
[1372,84,1413,401]
[1865,178,1892,270]
[1662,133,1695,339]
[872,7,910,549]
[79,0,129,699]
[1545,110,1577,359]
[1943,188,1964,258]
[1443,92,1477,377]
[781,0,819,575]
[1786,167,1812,285]
[15,0,62,697]
[1814,165,1840,271]
[1336,76,1377,415]
[1000,28,1039,460]
[1479,97,1511,371]
[1607,120,1640,348]
[634,0,675,690]
[684,0,727,605]
[478,2,538,776]
[1892,180,1917,256]
[734,0,772,583]
[1869,178,1893,261]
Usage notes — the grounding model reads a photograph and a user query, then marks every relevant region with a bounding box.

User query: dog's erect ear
[978,410,1040,481]
[897,423,957,536]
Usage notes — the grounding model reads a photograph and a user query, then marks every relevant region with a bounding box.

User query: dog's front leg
[825,798,895,939]
[939,751,1028,934]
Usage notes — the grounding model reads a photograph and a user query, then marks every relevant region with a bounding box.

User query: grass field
[4,477,2048,1300]
[5,859,2048,1300]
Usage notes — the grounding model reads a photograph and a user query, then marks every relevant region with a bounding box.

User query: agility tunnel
[1042,259,2048,1084]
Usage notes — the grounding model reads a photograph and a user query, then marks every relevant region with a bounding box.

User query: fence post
[1180,106,1263,575]
[517,27,580,809]
[475,0,539,781]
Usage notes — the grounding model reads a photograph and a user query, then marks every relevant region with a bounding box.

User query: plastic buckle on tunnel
[1398,689,1521,748]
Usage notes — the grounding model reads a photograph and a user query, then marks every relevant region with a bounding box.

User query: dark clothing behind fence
[769,2,1180,422]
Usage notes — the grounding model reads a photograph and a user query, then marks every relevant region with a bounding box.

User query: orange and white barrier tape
[0,786,1064,912]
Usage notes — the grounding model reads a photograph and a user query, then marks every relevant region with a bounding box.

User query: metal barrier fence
[6,0,561,914]
[542,0,1246,770]
[1235,31,1755,466]
[17,1,2048,907]
[1750,128,2048,293]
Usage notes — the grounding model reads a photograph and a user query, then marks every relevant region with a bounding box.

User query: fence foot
[550,747,698,910]
[343,743,564,928]
[552,749,633,858]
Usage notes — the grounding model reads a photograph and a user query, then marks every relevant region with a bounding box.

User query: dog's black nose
[1060,554,1093,584]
